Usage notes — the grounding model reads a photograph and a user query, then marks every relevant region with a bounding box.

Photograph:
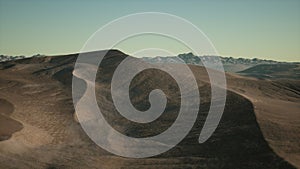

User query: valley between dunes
[0,50,299,169]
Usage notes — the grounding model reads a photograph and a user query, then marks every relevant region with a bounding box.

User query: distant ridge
[0,50,127,63]
[142,52,298,72]
[2,51,299,79]
[0,54,44,62]
[238,63,300,79]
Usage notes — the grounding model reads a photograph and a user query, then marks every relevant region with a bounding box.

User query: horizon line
[1,49,299,63]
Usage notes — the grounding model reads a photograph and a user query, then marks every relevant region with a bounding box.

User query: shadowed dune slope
[0,50,298,169]
[189,65,300,168]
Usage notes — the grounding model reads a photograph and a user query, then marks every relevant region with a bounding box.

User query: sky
[0,0,299,61]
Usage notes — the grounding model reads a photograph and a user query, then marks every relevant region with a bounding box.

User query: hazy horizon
[1,49,299,63]
[0,0,300,61]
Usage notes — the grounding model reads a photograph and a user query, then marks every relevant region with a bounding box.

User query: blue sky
[0,0,299,61]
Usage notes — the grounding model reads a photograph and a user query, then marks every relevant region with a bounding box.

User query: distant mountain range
[142,52,298,73]
[1,52,299,79]
[0,54,44,62]
[0,55,26,62]
[142,53,300,79]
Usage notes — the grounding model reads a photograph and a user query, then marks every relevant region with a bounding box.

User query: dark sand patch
[0,114,23,141]
[0,98,14,116]
[0,99,23,141]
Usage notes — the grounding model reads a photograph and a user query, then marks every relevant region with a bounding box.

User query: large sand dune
[0,50,299,169]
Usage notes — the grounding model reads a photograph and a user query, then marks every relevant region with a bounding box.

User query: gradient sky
[0,0,299,61]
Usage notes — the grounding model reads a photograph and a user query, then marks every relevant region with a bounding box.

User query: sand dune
[0,50,298,168]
